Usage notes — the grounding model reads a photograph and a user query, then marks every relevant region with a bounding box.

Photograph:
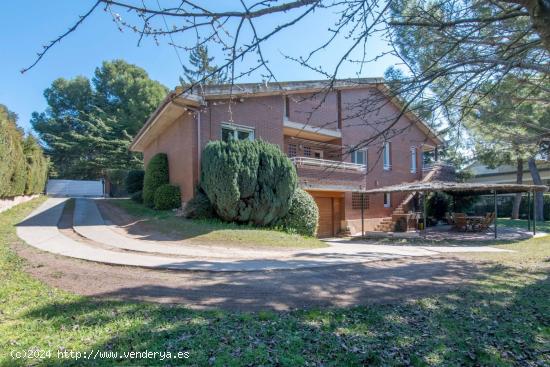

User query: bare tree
[21,0,550,157]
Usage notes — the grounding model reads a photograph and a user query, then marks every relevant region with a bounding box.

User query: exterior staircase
[371,163,453,232]
[373,192,415,232]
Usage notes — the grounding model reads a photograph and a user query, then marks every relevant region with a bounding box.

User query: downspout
[187,106,201,185]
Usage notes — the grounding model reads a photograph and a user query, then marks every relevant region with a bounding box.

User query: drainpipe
[185,106,201,185]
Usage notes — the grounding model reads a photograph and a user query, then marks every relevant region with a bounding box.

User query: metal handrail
[290,156,366,172]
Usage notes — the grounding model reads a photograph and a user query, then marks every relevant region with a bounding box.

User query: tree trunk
[528,157,544,221]
[525,0,550,53]
[511,157,523,219]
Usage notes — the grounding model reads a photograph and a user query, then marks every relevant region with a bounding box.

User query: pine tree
[180,45,226,86]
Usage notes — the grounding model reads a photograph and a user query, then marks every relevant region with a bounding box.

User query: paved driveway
[16,198,513,272]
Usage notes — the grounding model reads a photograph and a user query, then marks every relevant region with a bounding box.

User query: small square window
[352,192,369,210]
[288,144,297,157]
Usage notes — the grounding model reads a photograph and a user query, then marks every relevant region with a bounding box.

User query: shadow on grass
[19,264,550,366]
[97,199,321,247]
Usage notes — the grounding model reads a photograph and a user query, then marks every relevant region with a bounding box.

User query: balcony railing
[290,156,366,172]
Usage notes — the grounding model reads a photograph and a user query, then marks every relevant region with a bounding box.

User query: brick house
[130,78,443,237]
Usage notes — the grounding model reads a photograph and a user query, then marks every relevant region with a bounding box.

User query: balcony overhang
[283,119,341,142]
[300,181,367,192]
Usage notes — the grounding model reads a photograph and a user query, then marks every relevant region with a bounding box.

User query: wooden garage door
[314,197,334,238]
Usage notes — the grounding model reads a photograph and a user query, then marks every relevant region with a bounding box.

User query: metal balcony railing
[290,156,366,172]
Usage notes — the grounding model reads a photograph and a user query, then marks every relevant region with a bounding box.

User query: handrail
[290,156,366,172]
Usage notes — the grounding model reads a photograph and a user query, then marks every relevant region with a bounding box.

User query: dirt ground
[11,200,486,312]
[13,245,484,311]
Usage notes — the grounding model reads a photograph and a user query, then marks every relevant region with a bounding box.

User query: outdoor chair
[474,212,495,232]
[454,215,468,231]
[445,213,454,225]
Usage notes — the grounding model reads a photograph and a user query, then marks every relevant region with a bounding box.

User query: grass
[1,198,549,366]
[497,218,550,233]
[108,199,327,249]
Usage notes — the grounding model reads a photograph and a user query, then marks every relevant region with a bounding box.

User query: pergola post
[493,190,498,239]
[527,191,531,231]
[423,192,427,236]
[533,192,537,236]
[361,192,365,238]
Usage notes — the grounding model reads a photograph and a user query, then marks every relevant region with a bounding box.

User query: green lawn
[1,198,549,366]
[497,218,550,233]
[107,199,326,249]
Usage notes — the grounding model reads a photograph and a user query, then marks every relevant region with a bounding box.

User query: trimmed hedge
[200,139,297,226]
[23,135,48,195]
[183,187,215,219]
[0,105,48,198]
[278,188,319,236]
[126,169,144,194]
[154,184,181,210]
[143,153,169,207]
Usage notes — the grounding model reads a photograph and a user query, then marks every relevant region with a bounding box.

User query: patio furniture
[445,213,454,225]
[454,215,468,231]
[473,212,495,232]
[466,215,484,230]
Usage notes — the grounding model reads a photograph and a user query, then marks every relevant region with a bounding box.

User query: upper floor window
[351,150,366,166]
[383,142,392,170]
[288,144,297,157]
[221,123,254,142]
[410,147,417,173]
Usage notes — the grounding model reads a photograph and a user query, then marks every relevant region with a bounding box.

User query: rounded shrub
[131,190,143,203]
[183,187,215,219]
[143,153,169,207]
[154,184,181,210]
[200,139,297,226]
[126,169,145,194]
[278,188,319,236]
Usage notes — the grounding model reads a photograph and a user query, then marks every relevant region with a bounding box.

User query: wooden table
[466,216,484,231]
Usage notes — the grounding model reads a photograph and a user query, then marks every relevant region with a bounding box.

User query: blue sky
[1,1,399,132]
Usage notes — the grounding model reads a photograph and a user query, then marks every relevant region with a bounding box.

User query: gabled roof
[130,78,443,151]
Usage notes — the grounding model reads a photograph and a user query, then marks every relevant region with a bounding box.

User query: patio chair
[475,212,495,232]
[445,213,455,225]
[454,215,468,231]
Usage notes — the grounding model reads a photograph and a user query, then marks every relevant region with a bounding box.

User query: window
[303,146,312,157]
[352,192,369,210]
[410,147,417,173]
[284,96,290,119]
[313,149,323,159]
[351,150,366,166]
[384,193,391,208]
[383,142,391,170]
[221,124,254,142]
[288,144,297,157]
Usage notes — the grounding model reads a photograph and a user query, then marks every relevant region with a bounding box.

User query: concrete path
[16,198,513,272]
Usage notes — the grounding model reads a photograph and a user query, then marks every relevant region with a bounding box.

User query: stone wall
[0,194,40,213]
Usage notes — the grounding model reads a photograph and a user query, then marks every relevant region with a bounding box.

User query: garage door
[46,179,104,197]
[314,197,334,238]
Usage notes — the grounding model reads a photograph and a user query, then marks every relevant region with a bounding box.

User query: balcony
[290,156,367,192]
[290,157,366,173]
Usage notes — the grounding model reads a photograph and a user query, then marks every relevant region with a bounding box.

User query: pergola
[364,181,549,238]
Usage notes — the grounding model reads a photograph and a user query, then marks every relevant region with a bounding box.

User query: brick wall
[142,113,198,203]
